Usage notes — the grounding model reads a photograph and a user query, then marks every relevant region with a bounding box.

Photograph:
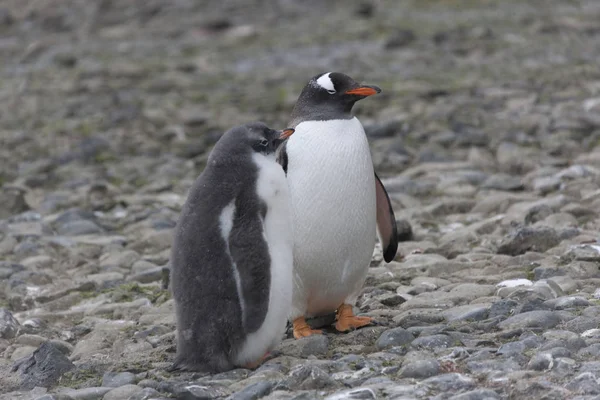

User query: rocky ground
[1,0,600,398]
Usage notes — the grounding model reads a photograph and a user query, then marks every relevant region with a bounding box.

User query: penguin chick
[170,122,295,373]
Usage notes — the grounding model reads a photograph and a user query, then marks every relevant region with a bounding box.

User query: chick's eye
[259,139,269,147]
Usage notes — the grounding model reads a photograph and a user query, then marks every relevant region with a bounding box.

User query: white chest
[284,118,377,310]
[285,117,377,223]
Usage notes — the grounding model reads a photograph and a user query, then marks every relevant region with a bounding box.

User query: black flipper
[375,172,398,263]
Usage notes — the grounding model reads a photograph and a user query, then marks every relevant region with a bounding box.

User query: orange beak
[279,128,295,139]
[345,85,382,97]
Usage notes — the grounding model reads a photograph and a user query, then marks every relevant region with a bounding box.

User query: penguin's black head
[290,72,381,124]
[217,122,294,157]
[305,72,381,109]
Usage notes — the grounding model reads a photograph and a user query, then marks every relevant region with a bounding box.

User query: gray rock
[448,389,501,400]
[0,308,20,339]
[488,299,519,318]
[126,266,165,283]
[101,371,136,387]
[278,335,329,357]
[283,365,338,391]
[527,352,553,371]
[384,29,416,49]
[442,304,490,322]
[578,343,600,358]
[544,296,590,310]
[411,334,456,350]
[481,174,524,191]
[497,310,560,330]
[497,337,541,356]
[62,387,113,400]
[375,327,415,349]
[56,220,103,236]
[418,373,475,392]
[227,381,275,400]
[399,359,440,379]
[497,226,561,256]
[103,384,143,400]
[0,186,30,219]
[565,372,600,395]
[324,388,376,400]
[170,383,229,399]
[14,342,75,390]
[128,388,161,400]
[396,219,413,242]
[564,317,600,333]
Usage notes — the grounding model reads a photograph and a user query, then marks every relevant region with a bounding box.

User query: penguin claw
[335,304,374,332]
[292,317,323,339]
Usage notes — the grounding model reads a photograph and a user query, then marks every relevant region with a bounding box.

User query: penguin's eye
[327,89,336,95]
[259,139,269,147]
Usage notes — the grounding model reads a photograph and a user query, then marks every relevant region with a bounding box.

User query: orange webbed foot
[335,303,373,332]
[292,317,323,339]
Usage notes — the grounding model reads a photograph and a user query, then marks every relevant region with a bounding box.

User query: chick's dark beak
[345,85,382,97]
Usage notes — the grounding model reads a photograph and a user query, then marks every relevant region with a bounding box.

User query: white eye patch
[315,72,336,94]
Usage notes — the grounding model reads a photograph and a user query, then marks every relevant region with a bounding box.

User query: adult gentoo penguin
[277,72,399,339]
[169,122,295,372]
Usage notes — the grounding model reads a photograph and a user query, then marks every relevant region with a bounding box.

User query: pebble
[497,310,561,330]
[101,371,136,387]
[399,359,441,378]
[0,308,20,339]
[375,327,415,349]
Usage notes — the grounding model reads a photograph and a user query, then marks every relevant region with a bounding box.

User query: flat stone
[61,387,113,400]
[399,359,440,379]
[99,250,140,269]
[411,334,457,350]
[102,371,136,387]
[565,372,600,395]
[375,327,415,350]
[544,296,590,310]
[277,335,329,357]
[448,389,501,400]
[527,353,553,371]
[102,384,143,400]
[56,220,103,236]
[324,387,376,400]
[442,304,491,322]
[126,266,164,283]
[497,226,561,256]
[418,373,475,392]
[497,310,560,330]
